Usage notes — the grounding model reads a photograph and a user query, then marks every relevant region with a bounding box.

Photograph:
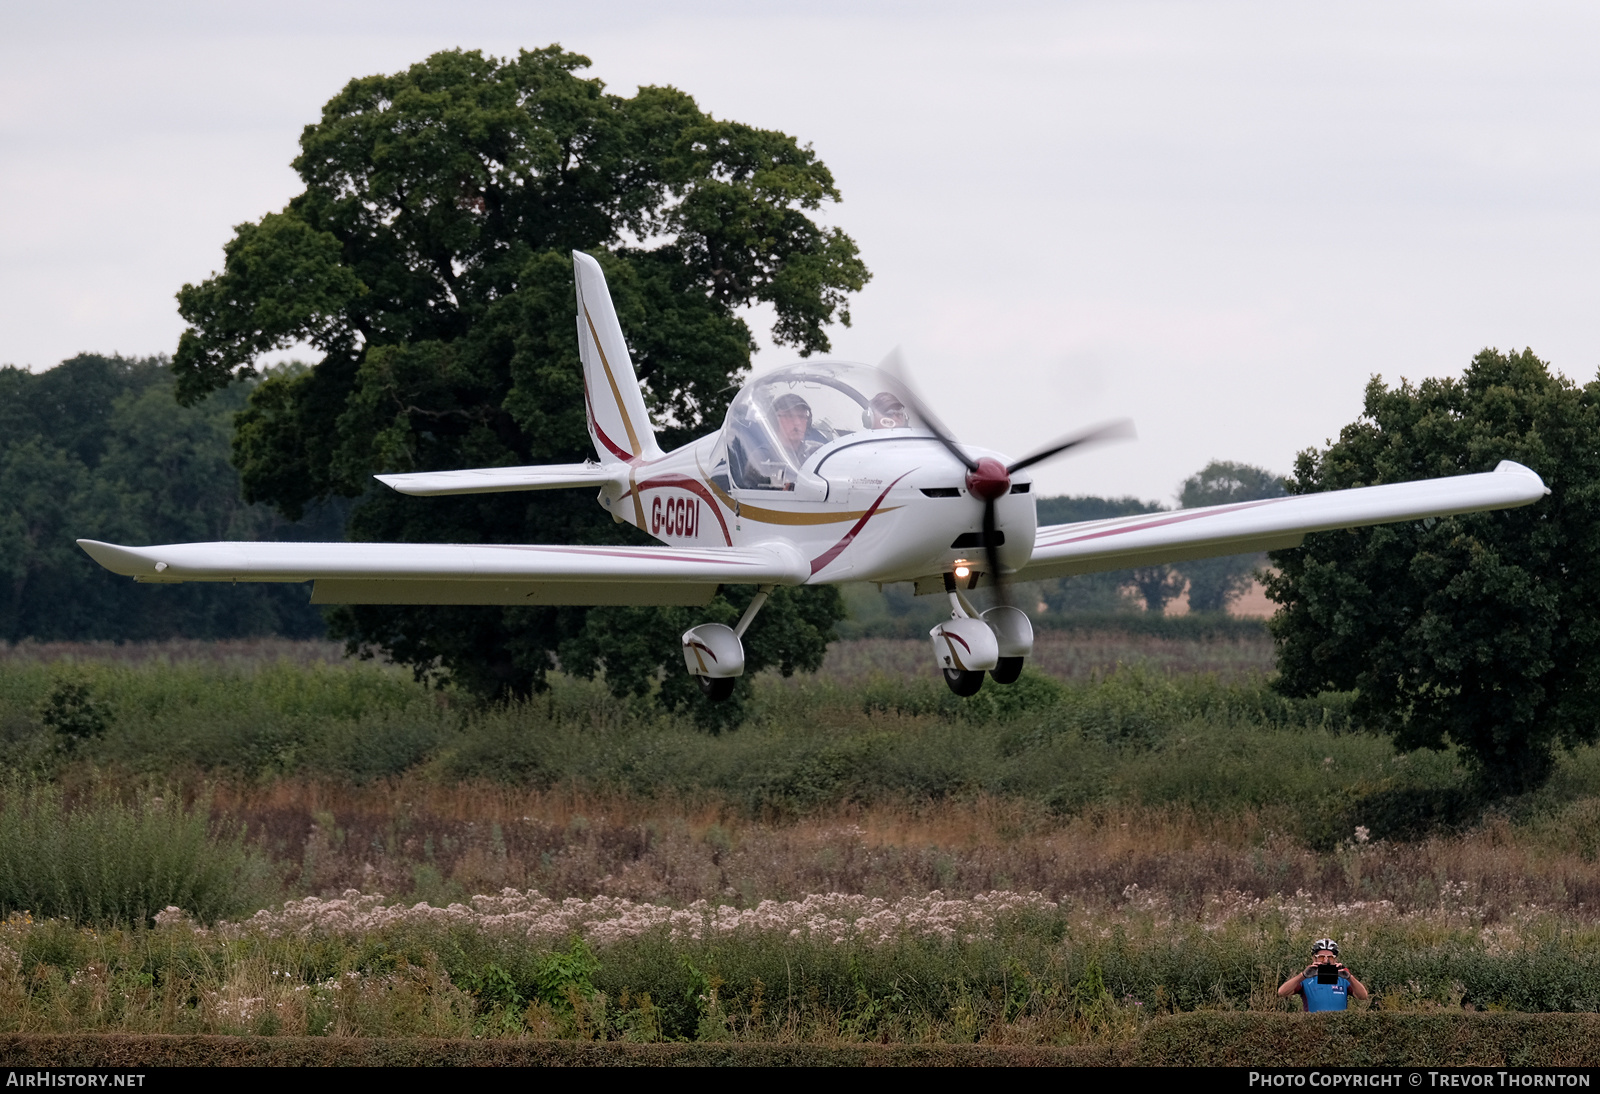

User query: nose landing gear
[943,666,986,696]
[929,572,1035,696]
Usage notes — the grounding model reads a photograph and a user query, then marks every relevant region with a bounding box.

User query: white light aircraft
[80,253,1551,699]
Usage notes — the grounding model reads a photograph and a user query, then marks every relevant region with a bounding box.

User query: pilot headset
[862,393,906,429]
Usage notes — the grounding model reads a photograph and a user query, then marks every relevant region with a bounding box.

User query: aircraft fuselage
[600,432,1036,587]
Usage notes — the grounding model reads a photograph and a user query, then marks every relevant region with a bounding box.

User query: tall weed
[0,784,272,925]
[6,893,1600,1040]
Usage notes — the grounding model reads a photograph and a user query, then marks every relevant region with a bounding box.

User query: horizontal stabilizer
[376,463,622,496]
[1018,460,1550,580]
[76,539,809,606]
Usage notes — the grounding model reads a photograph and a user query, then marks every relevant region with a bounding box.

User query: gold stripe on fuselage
[629,464,647,528]
[702,474,900,526]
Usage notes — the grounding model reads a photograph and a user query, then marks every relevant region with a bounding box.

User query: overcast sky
[3,1,1597,502]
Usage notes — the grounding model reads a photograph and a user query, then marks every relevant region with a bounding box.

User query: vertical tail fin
[573,251,662,463]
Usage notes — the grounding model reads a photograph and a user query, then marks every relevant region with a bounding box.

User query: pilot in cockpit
[773,393,820,461]
[727,392,823,491]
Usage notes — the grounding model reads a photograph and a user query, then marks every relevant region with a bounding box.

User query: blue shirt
[1299,975,1351,1012]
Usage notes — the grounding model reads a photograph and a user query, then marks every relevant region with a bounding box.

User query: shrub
[0,783,272,925]
[36,676,113,749]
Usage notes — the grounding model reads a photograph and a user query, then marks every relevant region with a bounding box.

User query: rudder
[573,251,662,463]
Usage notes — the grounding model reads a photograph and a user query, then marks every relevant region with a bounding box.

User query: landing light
[953,564,971,580]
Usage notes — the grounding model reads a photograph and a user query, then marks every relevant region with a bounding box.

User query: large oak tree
[1266,349,1600,795]
[172,47,869,712]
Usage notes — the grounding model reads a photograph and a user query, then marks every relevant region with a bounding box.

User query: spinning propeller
[879,351,1135,605]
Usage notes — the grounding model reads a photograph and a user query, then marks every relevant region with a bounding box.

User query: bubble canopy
[714,362,924,492]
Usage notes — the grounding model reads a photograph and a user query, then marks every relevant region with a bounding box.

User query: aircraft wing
[1016,460,1550,581]
[376,463,622,496]
[76,539,807,607]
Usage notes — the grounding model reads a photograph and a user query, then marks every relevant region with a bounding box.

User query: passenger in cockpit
[864,392,909,430]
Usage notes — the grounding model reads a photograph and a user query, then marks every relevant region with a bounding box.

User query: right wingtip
[373,473,412,495]
[1493,459,1550,495]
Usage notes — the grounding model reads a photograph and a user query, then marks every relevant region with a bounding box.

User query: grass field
[3,633,1599,1047]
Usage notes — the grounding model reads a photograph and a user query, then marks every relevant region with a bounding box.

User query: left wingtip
[77,539,159,576]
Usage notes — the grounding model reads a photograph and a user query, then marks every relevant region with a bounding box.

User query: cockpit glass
[715,362,923,491]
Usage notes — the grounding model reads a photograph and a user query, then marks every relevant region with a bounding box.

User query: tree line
[0,354,340,643]
[1033,460,1287,616]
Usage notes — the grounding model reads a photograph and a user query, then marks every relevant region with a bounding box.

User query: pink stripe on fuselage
[808,472,912,576]
[629,475,734,546]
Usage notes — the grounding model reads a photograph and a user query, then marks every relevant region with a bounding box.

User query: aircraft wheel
[990,657,1024,684]
[698,675,736,702]
[943,668,985,697]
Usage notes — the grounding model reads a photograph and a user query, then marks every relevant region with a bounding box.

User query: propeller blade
[1006,419,1136,475]
[874,355,1133,614]
[982,496,1008,609]
[877,348,978,472]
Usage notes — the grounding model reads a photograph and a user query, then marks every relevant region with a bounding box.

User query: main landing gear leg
[683,585,775,703]
[734,585,773,640]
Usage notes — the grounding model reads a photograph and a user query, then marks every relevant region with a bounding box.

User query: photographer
[1277,938,1369,1011]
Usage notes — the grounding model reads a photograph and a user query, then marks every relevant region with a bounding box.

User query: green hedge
[0,1034,1107,1067]
[1132,1012,1600,1066]
[6,1014,1600,1066]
